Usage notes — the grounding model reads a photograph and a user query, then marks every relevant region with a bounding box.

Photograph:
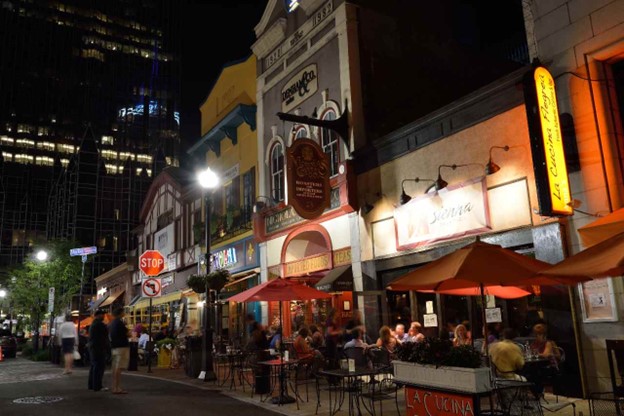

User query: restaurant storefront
[252,0,368,337]
[213,236,261,341]
[357,68,584,397]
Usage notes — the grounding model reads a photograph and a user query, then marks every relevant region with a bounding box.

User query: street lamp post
[197,167,219,381]
[34,249,48,353]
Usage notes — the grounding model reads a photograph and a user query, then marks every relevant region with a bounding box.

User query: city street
[0,357,280,416]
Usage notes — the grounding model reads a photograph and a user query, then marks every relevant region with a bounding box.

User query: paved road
[0,357,280,416]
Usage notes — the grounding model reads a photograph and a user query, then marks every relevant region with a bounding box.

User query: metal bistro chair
[366,347,401,416]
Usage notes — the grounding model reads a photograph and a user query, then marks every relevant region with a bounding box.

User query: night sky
[179,0,268,154]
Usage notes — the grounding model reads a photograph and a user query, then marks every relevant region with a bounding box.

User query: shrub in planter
[395,337,481,369]
[187,269,231,294]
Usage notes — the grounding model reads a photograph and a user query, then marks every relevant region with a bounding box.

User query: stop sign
[139,250,166,276]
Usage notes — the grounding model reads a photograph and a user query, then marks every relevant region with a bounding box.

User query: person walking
[88,309,109,392]
[109,307,130,394]
[59,314,78,375]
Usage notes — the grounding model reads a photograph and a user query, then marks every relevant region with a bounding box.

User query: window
[101,135,114,145]
[35,156,54,166]
[243,168,256,222]
[321,109,340,176]
[270,143,285,202]
[225,177,241,211]
[293,125,308,140]
[113,236,118,251]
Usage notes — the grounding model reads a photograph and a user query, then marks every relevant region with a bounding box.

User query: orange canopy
[540,231,624,280]
[418,285,531,299]
[578,208,624,248]
[386,240,551,291]
[79,314,112,328]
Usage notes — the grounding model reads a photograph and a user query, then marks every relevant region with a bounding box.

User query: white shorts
[111,347,130,370]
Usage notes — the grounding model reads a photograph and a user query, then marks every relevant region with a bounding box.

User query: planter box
[392,360,492,393]
[158,349,172,368]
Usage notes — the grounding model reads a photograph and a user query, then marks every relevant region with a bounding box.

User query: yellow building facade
[191,55,260,342]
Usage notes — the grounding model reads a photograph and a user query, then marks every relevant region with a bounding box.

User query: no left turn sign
[142,278,162,298]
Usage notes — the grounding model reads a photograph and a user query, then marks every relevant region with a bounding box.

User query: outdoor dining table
[520,356,554,397]
[214,349,245,390]
[258,358,300,405]
[317,367,383,416]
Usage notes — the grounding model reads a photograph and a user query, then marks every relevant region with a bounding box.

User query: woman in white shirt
[58,315,78,375]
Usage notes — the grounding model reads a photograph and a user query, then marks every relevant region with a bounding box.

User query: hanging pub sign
[286,138,330,220]
[523,65,573,216]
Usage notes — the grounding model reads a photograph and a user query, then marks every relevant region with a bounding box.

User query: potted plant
[155,337,177,368]
[186,269,231,294]
[393,337,490,393]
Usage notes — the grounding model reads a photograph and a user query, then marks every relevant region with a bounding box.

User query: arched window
[321,109,340,177]
[270,143,285,202]
[293,125,308,140]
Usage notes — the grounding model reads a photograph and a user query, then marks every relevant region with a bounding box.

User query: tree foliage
[7,240,83,330]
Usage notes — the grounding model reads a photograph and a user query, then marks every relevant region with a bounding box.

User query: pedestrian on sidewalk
[109,307,130,394]
[88,309,109,392]
[59,314,78,375]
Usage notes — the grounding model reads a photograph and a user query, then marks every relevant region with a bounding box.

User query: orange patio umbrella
[577,207,624,248]
[386,239,552,292]
[386,239,555,354]
[79,313,112,328]
[418,285,532,299]
[537,231,624,280]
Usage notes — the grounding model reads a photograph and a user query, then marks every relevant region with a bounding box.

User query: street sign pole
[77,255,87,340]
[70,246,97,334]
[148,296,153,373]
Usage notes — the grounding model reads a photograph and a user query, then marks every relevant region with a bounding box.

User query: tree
[8,240,83,351]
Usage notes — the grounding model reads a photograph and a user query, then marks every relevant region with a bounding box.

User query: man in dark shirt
[109,307,130,394]
[88,309,109,392]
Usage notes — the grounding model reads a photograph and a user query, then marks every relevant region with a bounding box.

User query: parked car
[0,329,17,358]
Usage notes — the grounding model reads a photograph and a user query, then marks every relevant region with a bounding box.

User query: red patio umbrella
[229,278,331,405]
[228,277,333,303]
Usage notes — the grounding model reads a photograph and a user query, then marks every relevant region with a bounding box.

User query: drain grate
[13,396,64,404]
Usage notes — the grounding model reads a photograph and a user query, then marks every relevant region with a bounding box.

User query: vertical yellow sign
[534,67,573,215]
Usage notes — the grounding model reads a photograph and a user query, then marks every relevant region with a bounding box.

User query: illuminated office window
[101,135,114,145]
[0,136,14,145]
[2,152,13,161]
[60,159,69,167]
[35,156,54,166]
[57,144,75,153]
[101,149,118,159]
[37,141,55,151]
[16,139,35,148]
[15,154,34,164]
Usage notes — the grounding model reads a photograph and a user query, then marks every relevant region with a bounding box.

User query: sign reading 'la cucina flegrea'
[523,65,573,217]
[286,138,330,220]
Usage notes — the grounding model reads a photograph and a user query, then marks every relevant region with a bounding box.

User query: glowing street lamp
[196,167,219,381]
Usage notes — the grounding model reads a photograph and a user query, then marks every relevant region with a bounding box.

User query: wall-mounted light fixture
[361,192,383,214]
[253,196,276,213]
[485,145,510,175]
[400,178,435,205]
[424,163,483,194]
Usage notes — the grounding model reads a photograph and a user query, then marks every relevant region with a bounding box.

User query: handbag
[73,349,81,360]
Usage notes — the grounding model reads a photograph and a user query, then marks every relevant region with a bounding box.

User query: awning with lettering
[99,290,125,308]
[315,265,353,293]
[90,294,109,311]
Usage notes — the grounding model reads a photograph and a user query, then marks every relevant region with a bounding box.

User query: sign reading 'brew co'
[286,138,330,220]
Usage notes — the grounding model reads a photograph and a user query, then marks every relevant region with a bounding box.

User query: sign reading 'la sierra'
[281,64,318,112]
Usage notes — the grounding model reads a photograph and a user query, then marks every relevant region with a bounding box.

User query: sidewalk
[126,365,588,416]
